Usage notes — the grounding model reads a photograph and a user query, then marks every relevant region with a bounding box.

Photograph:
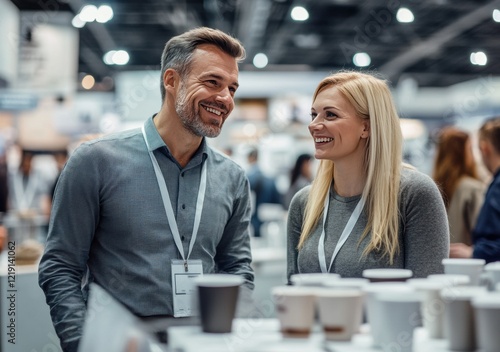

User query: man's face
[174,44,239,138]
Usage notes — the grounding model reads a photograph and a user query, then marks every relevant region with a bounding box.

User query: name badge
[171,259,203,317]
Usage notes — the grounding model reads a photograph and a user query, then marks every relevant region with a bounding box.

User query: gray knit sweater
[287,167,449,280]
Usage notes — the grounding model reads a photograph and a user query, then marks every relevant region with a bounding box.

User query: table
[168,319,450,352]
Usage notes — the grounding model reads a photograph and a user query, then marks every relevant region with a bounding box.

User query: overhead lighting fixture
[82,74,95,90]
[353,52,371,67]
[79,5,98,22]
[470,51,487,66]
[72,14,85,28]
[103,50,130,65]
[291,6,309,21]
[253,53,268,69]
[96,5,114,23]
[396,8,414,23]
[493,9,500,22]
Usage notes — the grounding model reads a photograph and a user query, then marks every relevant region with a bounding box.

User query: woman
[287,71,449,280]
[432,127,485,245]
[284,153,313,209]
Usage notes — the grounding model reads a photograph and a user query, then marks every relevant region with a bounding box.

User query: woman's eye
[310,113,317,120]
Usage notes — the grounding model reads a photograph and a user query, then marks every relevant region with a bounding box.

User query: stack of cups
[361,268,418,351]
[440,286,487,351]
[441,258,485,286]
[483,261,500,291]
[472,292,500,352]
[290,273,340,287]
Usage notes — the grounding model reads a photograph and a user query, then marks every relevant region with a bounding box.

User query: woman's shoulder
[400,166,435,189]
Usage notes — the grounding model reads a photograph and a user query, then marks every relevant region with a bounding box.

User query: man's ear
[163,68,179,93]
[479,139,491,156]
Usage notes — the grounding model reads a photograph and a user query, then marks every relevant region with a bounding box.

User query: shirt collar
[143,114,209,163]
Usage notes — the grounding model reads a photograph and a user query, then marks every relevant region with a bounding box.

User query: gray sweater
[287,167,449,280]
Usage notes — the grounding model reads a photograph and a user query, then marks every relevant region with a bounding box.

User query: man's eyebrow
[204,73,239,88]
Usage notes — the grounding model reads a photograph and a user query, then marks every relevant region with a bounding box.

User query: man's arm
[38,145,99,352]
[214,176,254,289]
[472,180,500,263]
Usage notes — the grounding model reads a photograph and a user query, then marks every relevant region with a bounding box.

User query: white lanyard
[13,170,38,210]
[318,186,366,273]
[141,125,207,270]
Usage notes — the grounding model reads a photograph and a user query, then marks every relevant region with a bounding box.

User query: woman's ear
[361,120,370,139]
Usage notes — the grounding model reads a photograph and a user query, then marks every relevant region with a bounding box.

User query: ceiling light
[96,5,114,23]
[253,53,268,69]
[470,51,487,66]
[103,50,116,65]
[112,50,130,65]
[396,8,414,23]
[82,75,95,90]
[493,9,500,22]
[353,52,371,67]
[79,5,98,22]
[72,15,85,28]
[291,6,309,21]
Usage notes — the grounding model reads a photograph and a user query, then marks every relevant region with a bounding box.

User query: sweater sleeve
[286,187,309,282]
[401,169,450,277]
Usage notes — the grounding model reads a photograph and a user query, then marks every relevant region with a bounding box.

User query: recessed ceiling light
[396,8,414,23]
[291,6,309,21]
[353,52,371,67]
[253,53,268,69]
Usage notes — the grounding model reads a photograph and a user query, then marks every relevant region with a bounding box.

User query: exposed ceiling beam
[379,0,500,80]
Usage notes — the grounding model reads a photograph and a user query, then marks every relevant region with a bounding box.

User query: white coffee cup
[290,273,340,287]
[427,273,471,286]
[440,286,487,351]
[363,282,415,347]
[483,261,500,291]
[271,286,316,337]
[375,291,422,352]
[442,258,485,286]
[362,268,413,282]
[407,278,447,339]
[472,293,500,352]
[315,288,364,341]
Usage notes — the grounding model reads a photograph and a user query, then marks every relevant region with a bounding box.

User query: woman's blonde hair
[298,71,403,264]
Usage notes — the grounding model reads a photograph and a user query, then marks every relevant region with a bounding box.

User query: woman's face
[308,86,369,163]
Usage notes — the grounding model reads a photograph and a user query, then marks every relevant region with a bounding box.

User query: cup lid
[442,258,486,266]
[485,261,500,271]
[376,290,423,303]
[323,278,369,289]
[472,293,500,309]
[427,274,471,285]
[407,278,447,290]
[363,282,414,294]
[362,268,413,279]
[195,274,244,287]
[440,286,487,300]
[271,285,317,296]
[290,273,340,286]
[315,288,363,298]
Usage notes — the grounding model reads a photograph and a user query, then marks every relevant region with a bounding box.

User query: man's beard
[175,84,224,138]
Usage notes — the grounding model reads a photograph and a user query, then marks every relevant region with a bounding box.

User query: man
[39,27,254,352]
[450,116,500,263]
[246,147,282,237]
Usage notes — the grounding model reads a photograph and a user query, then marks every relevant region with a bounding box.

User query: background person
[246,147,282,237]
[39,27,254,352]
[450,117,500,263]
[287,71,449,281]
[432,127,485,245]
[283,153,313,210]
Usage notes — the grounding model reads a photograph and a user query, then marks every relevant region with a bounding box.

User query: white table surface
[168,319,450,352]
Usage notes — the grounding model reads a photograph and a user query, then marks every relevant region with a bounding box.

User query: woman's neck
[333,161,366,197]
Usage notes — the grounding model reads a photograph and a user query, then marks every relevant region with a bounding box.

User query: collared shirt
[472,169,500,263]
[39,115,254,352]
